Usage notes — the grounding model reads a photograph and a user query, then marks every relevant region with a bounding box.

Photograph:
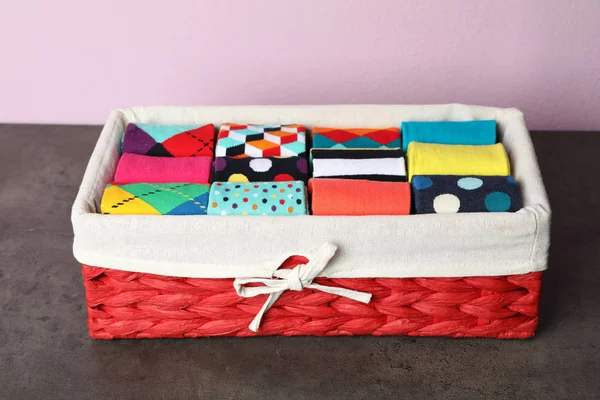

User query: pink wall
[1,0,599,130]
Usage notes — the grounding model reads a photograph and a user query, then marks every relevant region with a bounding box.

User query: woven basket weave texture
[83,256,541,339]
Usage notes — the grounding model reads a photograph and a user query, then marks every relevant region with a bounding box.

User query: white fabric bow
[233,243,373,332]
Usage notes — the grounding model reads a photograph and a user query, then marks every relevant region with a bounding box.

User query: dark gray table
[0,125,598,399]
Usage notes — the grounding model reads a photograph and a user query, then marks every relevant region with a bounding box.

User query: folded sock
[401,120,496,152]
[122,123,215,157]
[208,181,308,216]
[407,142,510,181]
[114,153,212,184]
[312,127,401,149]
[213,156,308,183]
[308,178,410,216]
[412,175,521,213]
[311,148,406,181]
[215,124,306,158]
[101,183,210,215]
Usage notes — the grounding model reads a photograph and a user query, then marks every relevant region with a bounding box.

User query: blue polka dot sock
[411,175,521,214]
[207,181,308,216]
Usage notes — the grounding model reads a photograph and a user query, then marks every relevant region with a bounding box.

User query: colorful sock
[122,123,215,157]
[308,178,411,216]
[312,127,401,149]
[208,181,308,216]
[213,156,309,183]
[114,153,212,184]
[401,120,496,152]
[311,148,406,181]
[215,124,306,158]
[101,183,210,215]
[412,175,521,213]
[407,142,510,181]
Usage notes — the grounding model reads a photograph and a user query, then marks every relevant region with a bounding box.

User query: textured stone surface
[0,125,599,399]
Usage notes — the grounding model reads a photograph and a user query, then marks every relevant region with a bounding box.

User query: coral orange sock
[308,178,410,216]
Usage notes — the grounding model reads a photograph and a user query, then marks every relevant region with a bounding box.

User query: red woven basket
[82,256,542,339]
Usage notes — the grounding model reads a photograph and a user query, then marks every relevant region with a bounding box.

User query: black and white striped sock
[311,148,406,182]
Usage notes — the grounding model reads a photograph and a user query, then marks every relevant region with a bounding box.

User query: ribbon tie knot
[286,265,306,291]
[233,243,372,332]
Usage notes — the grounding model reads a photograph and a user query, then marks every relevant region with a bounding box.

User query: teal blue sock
[401,120,496,152]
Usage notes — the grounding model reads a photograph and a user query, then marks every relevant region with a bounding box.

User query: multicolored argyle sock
[312,127,401,149]
[122,123,215,157]
[101,183,210,215]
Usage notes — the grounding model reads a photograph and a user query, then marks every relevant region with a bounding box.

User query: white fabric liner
[72,104,551,279]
